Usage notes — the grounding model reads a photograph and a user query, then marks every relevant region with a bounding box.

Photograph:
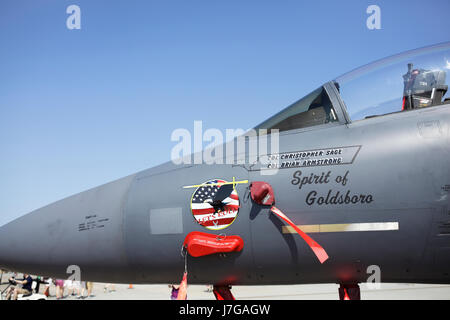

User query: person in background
[64,279,75,296]
[168,284,179,300]
[34,276,43,294]
[103,283,116,293]
[5,273,33,300]
[86,281,94,298]
[43,277,52,297]
[54,279,65,299]
[72,280,83,299]
[205,285,213,292]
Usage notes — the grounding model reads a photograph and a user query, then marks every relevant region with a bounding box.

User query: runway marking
[282,222,399,234]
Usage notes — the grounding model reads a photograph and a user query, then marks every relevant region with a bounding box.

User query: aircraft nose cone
[0,214,44,273]
[0,223,13,267]
[0,174,136,281]
[0,205,79,276]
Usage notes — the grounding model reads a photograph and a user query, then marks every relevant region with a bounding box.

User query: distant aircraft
[1,42,449,300]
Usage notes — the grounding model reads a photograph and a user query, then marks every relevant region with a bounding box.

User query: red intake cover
[250,181,275,206]
[183,231,244,257]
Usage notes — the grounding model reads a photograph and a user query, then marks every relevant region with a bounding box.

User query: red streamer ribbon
[270,206,329,264]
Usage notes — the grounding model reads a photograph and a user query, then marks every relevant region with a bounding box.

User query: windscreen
[255,86,338,132]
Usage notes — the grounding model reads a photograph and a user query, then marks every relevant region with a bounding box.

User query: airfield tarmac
[78,283,450,300]
[72,283,450,300]
[2,272,450,299]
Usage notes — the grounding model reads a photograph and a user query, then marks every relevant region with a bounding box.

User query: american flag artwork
[190,179,240,230]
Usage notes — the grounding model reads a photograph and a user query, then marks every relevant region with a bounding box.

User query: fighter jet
[1,42,449,300]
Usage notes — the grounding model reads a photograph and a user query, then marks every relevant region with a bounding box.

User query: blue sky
[1,0,449,226]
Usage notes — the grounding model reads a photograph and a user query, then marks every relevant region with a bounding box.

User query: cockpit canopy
[337,42,450,120]
[256,42,450,133]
